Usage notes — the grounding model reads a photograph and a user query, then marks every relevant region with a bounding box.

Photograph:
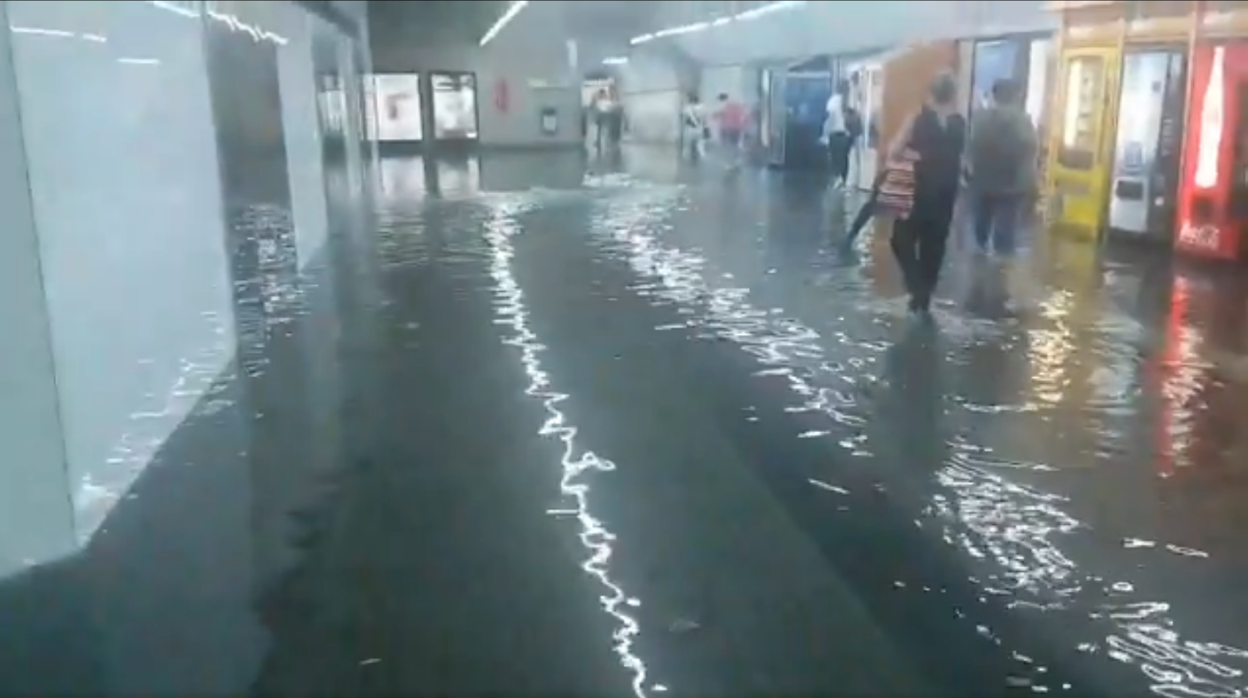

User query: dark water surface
[4,149,1248,697]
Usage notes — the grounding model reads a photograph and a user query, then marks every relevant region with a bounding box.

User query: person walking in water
[824,79,853,189]
[590,88,614,151]
[714,92,749,168]
[966,78,1037,256]
[888,73,966,314]
[682,93,707,160]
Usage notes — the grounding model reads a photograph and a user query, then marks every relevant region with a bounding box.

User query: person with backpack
[966,78,1037,256]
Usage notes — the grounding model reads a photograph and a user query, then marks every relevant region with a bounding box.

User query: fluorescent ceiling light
[629,0,806,45]
[602,56,629,65]
[480,0,529,47]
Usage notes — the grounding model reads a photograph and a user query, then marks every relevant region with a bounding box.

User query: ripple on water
[480,194,652,698]
[578,185,1248,697]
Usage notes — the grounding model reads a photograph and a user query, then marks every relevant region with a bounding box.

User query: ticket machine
[1177,42,1248,260]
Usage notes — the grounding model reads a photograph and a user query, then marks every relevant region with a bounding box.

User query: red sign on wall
[494,78,509,114]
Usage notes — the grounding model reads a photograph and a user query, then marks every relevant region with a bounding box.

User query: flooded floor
[4,148,1248,697]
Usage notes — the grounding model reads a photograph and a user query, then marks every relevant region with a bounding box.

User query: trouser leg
[992,195,1020,256]
[973,192,994,251]
[836,134,852,181]
[890,217,922,299]
[915,218,952,310]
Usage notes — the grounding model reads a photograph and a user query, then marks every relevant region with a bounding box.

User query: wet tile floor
[4,148,1248,697]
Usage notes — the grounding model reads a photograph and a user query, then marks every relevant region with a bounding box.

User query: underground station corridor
[4,148,1248,697]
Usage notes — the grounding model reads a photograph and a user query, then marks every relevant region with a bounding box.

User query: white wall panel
[373,8,586,148]
[623,90,683,144]
[7,0,235,541]
[277,3,329,269]
[0,1,76,577]
[618,51,687,145]
[700,65,746,104]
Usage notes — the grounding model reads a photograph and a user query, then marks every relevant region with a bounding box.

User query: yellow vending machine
[1047,45,1121,237]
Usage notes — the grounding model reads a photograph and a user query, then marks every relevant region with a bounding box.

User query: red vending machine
[1177,43,1248,260]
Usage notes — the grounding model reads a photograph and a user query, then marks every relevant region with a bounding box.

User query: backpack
[972,110,1031,192]
[844,106,864,140]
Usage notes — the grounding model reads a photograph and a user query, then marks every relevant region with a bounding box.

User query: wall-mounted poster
[432,72,479,140]
[373,73,423,141]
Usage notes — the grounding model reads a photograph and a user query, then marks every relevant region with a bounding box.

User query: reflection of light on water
[597,187,1248,696]
[77,310,234,542]
[77,204,302,542]
[483,197,650,698]
[1028,289,1076,406]
[1157,277,1213,474]
[594,188,883,453]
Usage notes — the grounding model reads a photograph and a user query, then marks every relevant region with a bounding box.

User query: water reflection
[586,177,1248,696]
[482,195,651,697]
[10,153,1248,697]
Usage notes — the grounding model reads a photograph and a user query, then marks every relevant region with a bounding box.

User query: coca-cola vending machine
[1176,43,1248,260]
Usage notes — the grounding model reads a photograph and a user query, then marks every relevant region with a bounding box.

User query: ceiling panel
[367,0,512,46]
[667,0,1055,66]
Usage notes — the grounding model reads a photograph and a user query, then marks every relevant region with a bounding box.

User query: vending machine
[1107,49,1187,240]
[1048,47,1121,236]
[1176,43,1248,260]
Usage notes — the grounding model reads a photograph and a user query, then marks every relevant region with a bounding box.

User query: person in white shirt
[590,88,615,150]
[824,79,851,188]
[682,93,706,159]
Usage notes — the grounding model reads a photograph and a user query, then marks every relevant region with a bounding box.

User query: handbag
[876,148,918,220]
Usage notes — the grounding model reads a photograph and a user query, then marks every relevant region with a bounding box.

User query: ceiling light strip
[479,0,530,47]
[629,0,806,46]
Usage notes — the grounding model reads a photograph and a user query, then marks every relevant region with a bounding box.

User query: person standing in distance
[824,79,852,189]
[715,92,749,168]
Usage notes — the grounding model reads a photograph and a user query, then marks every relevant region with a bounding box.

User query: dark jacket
[910,106,966,218]
[969,105,1037,197]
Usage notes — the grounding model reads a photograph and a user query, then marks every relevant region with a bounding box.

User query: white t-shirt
[825,94,847,134]
[682,103,705,130]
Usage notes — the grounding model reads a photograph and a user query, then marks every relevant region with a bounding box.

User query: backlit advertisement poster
[432,72,479,140]
[970,40,1021,118]
[372,73,423,141]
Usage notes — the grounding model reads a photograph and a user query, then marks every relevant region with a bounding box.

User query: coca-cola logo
[1180,222,1220,250]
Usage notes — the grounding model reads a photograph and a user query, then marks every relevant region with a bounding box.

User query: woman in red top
[715,93,749,166]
